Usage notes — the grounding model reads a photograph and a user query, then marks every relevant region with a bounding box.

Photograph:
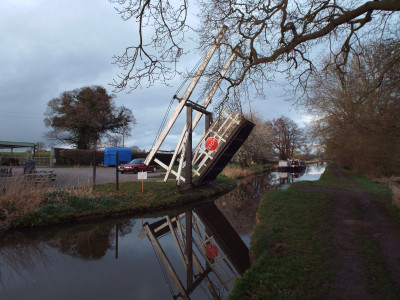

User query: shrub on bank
[222,163,270,179]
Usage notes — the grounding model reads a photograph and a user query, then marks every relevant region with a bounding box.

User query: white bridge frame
[144,26,238,185]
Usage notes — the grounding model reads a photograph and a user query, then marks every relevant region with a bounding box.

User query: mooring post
[185,105,193,189]
[50,147,55,168]
[93,150,96,190]
[116,151,119,190]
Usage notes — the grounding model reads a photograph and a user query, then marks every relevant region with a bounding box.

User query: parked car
[118,158,160,174]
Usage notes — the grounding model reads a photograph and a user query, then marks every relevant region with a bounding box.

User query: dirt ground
[296,163,400,299]
[2,166,170,189]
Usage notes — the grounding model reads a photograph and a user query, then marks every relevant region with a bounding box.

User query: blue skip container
[104,147,131,166]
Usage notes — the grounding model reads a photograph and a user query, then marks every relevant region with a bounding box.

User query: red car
[118,158,160,174]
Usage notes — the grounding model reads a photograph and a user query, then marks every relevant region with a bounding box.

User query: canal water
[0,163,325,300]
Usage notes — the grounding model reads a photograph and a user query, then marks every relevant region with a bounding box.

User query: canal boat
[278,159,306,172]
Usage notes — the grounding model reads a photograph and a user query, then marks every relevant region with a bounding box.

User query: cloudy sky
[0,0,308,151]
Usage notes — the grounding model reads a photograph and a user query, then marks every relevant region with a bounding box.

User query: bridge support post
[184,105,193,190]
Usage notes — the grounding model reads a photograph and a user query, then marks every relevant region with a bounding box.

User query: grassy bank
[344,168,392,198]
[0,177,233,233]
[230,188,336,299]
[230,164,395,299]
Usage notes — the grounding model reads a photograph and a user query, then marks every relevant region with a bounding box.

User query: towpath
[295,163,400,299]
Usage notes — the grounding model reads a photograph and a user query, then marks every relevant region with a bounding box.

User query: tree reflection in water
[47,220,135,260]
[0,234,50,284]
[0,219,135,282]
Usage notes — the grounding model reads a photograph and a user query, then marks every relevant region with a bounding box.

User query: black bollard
[116,151,119,190]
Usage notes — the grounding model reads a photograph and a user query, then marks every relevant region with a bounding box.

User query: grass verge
[230,187,335,299]
[1,176,233,233]
[343,168,392,198]
[305,164,354,190]
[354,226,398,298]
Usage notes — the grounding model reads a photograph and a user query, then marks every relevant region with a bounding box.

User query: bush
[67,195,99,212]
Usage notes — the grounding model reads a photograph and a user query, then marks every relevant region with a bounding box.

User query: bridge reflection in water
[144,202,250,300]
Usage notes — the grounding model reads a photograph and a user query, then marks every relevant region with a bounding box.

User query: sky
[0,0,309,152]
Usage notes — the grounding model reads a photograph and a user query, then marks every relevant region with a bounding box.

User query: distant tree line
[232,114,312,167]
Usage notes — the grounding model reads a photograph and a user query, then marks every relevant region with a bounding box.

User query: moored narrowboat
[278,159,306,172]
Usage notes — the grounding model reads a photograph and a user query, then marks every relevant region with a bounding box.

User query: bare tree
[305,40,400,176]
[35,142,46,152]
[266,116,303,160]
[110,0,400,107]
[131,145,146,153]
[232,113,273,167]
[103,106,134,147]
[103,134,122,148]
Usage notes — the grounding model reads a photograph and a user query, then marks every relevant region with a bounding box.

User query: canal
[0,163,325,300]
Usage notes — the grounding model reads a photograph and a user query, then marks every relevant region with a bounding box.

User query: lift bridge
[144,26,255,188]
